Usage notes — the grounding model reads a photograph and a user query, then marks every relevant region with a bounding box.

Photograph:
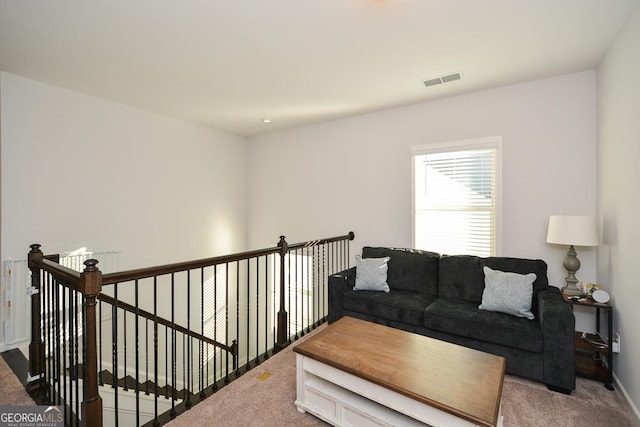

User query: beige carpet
[2,334,638,426]
[0,355,36,407]
[166,326,640,427]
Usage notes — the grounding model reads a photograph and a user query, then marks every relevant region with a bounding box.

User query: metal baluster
[54,274,61,403]
[182,334,186,404]
[264,255,270,360]
[135,279,140,426]
[200,267,205,398]
[170,273,177,418]
[315,245,319,329]
[320,243,327,320]
[123,310,127,392]
[224,263,230,384]
[293,250,299,340]
[153,275,160,427]
[235,261,240,377]
[74,289,79,425]
[288,251,292,344]
[58,285,71,420]
[272,253,277,352]
[113,283,119,427]
[307,247,312,331]
[213,264,218,392]
[44,272,51,401]
[246,259,251,369]
[164,320,170,399]
[145,318,149,395]
[255,257,260,363]
[186,270,192,408]
[99,300,103,386]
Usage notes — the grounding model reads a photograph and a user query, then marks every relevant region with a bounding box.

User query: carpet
[0,353,36,407]
[165,325,640,427]
[2,331,638,426]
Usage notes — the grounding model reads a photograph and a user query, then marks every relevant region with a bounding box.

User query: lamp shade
[546,215,599,246]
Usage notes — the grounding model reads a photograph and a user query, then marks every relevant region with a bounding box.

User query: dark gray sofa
[328,246,576,393]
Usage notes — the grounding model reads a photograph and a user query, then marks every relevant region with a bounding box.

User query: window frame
[411,136,502,256]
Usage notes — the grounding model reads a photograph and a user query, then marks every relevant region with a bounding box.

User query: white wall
[597,4,640,415]
[248,72,598,292]
[1,72,248,270]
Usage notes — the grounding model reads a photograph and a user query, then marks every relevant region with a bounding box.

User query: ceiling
[1,1,638,137]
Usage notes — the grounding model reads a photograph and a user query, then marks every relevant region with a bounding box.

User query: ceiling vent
[423,71,463,88]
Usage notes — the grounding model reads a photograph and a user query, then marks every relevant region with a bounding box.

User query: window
[412,137,500,257]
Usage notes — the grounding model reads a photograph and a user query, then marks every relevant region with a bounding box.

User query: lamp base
[561,285,583,296]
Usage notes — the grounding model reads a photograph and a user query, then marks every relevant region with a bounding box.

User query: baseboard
[614,372,640,422]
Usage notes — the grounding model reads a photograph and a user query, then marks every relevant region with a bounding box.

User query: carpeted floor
[165,325,640,427]
[2,330,639,426]
[0,354,36,407]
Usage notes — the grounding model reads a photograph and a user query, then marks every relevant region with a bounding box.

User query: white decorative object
[592,289,610,303]
[577,282,589,294]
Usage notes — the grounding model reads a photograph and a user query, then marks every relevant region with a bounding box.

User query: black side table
[563,293,614,390]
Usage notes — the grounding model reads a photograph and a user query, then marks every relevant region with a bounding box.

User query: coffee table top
[294,316,505,427]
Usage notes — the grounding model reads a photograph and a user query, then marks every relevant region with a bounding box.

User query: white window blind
[413,140,499,257]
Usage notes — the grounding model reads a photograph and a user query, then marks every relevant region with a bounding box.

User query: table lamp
[546,215,599,296]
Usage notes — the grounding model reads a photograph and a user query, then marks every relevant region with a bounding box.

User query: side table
[563,293,614,390]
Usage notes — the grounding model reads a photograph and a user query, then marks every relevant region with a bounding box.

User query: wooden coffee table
[293,316,505,426]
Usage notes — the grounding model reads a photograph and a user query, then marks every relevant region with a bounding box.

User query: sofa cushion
[343,289,436,327]
[354,255,391,292]
[438,255,549,308]
[479,267,536,320]
[362,247,440,295]
[424,298,544,353]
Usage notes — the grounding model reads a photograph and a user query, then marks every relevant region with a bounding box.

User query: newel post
[275,235,289,350]
[26,244,46,396]
[80,259,103,427]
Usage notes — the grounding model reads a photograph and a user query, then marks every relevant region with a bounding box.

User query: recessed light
[262,118,272,123]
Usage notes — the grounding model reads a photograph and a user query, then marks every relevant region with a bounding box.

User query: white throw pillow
[354,255,391,293]
[479,266,536,320]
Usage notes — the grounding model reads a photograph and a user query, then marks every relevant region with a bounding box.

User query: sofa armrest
[327,267,356,323]
[537,287,576,391]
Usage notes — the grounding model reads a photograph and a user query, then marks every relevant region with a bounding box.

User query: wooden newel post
[26,244,46,396]
[80,259,103,427]
[276,235,289,350]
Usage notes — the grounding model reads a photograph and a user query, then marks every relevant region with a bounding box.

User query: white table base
[295,354,503,427]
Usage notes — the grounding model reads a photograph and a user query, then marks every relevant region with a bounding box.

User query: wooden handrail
[102,247,281,285]
[287,231,355,251]
[101,231,354,285]
[32,256,83,288]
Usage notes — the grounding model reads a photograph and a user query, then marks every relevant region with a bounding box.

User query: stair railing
[27,231,354,427]
[27,245,103,427]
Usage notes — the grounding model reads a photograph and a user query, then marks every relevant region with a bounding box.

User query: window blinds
[414,147,496,257]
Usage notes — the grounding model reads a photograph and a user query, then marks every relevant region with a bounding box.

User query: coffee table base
[295,354,503,427]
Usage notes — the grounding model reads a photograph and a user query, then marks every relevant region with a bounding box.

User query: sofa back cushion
[438,255,549,306]
[362,247,440,295]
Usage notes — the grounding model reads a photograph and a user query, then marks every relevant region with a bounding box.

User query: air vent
[441,72,462,83]
[423,78,443,87]
[423,71,463,88]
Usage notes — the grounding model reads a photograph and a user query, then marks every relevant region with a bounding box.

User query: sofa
[328,246,576,393]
